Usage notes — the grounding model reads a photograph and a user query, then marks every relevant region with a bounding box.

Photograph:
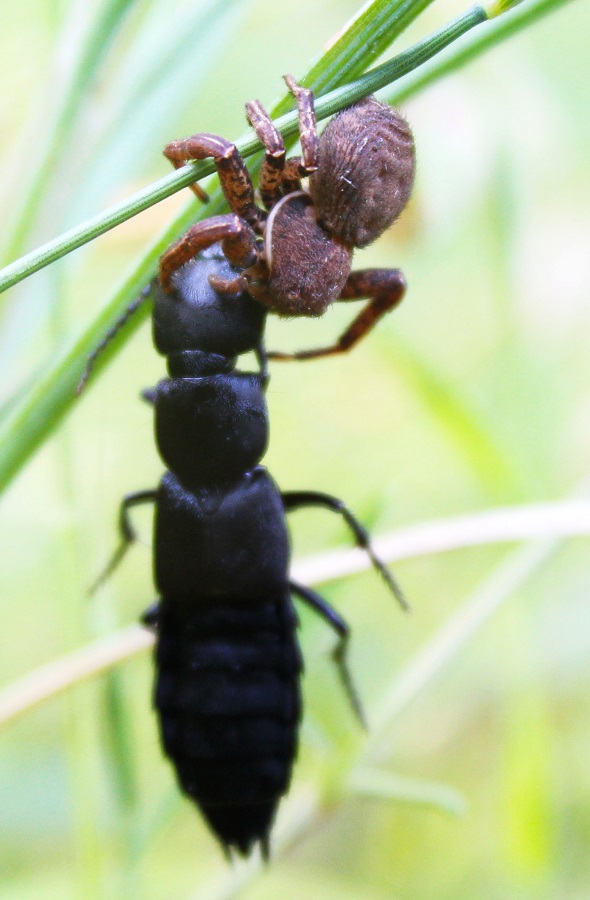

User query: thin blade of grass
[0,0,450,298]
[4,498,589,729]
[63,0,248,224]
[349,767,468,816]
[388,0,577,104]
[0,6,492,493]
[2,0,140,264]
[369,538,563,744]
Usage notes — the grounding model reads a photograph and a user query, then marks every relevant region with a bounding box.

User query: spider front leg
[267,268,407,360]
[278,75,320,193]
[163,133,265,232]
[245,74,319,208]
[283,75,319,174]
[159,214,259,292]
[246,99,286,210]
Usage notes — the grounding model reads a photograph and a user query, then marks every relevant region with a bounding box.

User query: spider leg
[163,133,265,232]
[278,157,305,194]
[251,75,320,197]
[267,268,406,360]
[284,75,319,174]
[245,99,286,210]
[159,214,259,292]
[207,255,268,297]
[276,76,320,194]
[246,75,320,204]
[207,272,250,294]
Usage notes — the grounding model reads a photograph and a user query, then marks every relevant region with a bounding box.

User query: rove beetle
[85,76,415,857]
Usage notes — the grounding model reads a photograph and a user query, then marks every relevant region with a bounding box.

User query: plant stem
[0,5,487,298]
[2,498,588,728]
[0,0,570,493]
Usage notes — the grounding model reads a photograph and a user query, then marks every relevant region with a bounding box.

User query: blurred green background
[0,0,589,897]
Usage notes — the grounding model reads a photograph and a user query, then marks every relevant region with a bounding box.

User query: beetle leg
[141,600,161,629]
[141,386,157,405]
[266,268,406,360]
[254,340,269,384]
[89,490,158,595]
[283,490,408,611]
[163,133,265,231]
[159,214,259,292]
[289,579,365,727]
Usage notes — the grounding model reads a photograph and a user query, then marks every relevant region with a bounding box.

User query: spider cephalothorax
[159,76,415,358]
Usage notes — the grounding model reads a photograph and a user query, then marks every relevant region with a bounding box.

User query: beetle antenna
[76,280,156,395]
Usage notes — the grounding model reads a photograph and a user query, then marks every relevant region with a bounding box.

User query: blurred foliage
[0,0,589,898]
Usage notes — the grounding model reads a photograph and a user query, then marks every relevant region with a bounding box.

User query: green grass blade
[2,0,139,264]
[388,0,578,103]
[0,193,225,492]
[370,538,565,738]
[0,7,492,493]
[275,0,438,102]
[102,671,138,811]
[0,0,569,494]
[63,0,249,224]
[0,6,483,298]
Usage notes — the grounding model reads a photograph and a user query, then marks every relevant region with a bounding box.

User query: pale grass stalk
[1,499,588,728]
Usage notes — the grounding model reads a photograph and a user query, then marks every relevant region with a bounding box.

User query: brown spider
[159,75,415,361]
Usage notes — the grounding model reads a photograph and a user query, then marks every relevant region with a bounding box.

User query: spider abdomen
[310,97,415,249]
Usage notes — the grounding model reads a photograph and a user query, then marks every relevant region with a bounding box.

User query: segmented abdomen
[154,593,302,856]
[152,464,298,855]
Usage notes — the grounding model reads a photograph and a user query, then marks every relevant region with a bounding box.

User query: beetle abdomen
[154,593,302,856]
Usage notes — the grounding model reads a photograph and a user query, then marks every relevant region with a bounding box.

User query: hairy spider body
[160,76,415,351]
[259,191,351,315]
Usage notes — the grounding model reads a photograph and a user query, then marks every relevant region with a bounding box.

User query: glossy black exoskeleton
[85,77,414,857]
[97,244,404,858]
